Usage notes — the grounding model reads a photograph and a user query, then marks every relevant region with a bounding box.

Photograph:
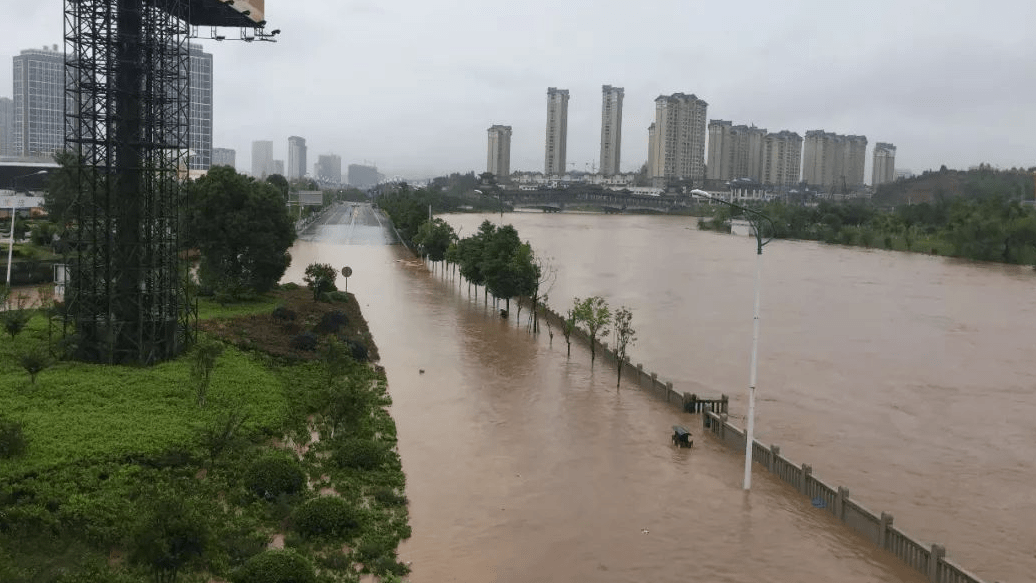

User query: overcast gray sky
[2,1,1035,181]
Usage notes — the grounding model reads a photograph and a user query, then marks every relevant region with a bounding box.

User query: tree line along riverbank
[699,194,1036,267]
[1,284,411,582]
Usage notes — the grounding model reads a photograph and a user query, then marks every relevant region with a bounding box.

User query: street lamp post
[474,187,503,217]
[5,170,50,287]
[690,189,774,491]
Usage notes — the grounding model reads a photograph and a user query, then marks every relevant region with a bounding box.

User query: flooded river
[283,203,1032,582]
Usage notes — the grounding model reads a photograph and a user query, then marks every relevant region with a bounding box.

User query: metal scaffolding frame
[64,0,194,364]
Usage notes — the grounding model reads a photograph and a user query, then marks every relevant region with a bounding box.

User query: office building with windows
[212,147,235,168]
[0,97,14,156]
[287,135,306,180]
[12,46,66,158]
[187,43,213,171]
[251,140,273,178]
[315,153,342,184]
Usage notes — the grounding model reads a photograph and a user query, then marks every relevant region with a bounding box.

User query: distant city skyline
[1,2,1034,180]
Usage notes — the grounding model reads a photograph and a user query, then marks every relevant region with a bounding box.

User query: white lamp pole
[690,189,773,491]
[5,170,49,287]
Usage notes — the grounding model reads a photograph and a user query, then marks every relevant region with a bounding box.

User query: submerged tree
[562,304,577,358]
[574,296,611,363]
[612,306,637,387]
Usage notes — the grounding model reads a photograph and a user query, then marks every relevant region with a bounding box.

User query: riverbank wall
[533,303,728,412]
[701,410,994,583]
[520,302,998,583]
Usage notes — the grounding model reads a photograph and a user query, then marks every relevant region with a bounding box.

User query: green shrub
[342,338,368,362]
[272,306,296,321]
[230,549,316,583]
[314,311,349,335]
[371,486,408,508]
[0,416,28,459]
[290,332,318,352]
[293,496,360,539]
[280,282,300,291]
[326,291,350,303]
[20,348,51,384]
[244,454,306,500]
[2,310,32,339]
[332,438,384,471]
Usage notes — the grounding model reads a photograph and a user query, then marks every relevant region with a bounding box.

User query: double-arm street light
[690,189,775,491]
[5,170,50,287]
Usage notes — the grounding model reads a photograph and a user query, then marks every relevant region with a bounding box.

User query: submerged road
[283,203,925,583]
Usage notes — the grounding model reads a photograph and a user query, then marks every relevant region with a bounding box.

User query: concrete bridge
[507,188,691,214]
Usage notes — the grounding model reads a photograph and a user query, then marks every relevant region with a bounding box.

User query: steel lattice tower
[64,0,272,364]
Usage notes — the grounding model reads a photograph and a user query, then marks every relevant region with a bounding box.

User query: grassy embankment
[0,286,410,582]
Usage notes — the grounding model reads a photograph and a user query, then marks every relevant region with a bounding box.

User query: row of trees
[700,196,1036,266]
[379,188,642,385]
[553,296,636,387]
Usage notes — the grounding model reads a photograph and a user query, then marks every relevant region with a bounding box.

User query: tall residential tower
[762,131,803,187]
[872,143,896,186]
[487,124,512,179]
[544,87,569,176]
[707,120,767,182]
[802,130,867,192]
[599,85,623,176]
[648,93,708,184]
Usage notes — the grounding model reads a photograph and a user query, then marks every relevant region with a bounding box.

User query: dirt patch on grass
[198,286,380,362]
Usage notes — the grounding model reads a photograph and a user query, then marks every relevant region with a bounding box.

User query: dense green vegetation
[375,184,502,245]
[0,289,410,582]
[191,166,298,300]
[701,196,1036,266]
[872,166,1035,207]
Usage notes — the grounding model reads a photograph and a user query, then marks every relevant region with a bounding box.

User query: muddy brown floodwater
[443,211,1036,583]
[283,204,934,583]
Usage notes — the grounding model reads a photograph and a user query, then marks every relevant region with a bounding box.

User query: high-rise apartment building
[487,124,512,179]
[315,154,342,184]
[251,140,273,178]
[273,160,284,176]
[212,147,236,168]
[287,136,307,180]
[803,130,867,191]
[647,123,656,178]
[648,93,708,184]
[544,87,569,176]
[707,120,767,182]
[872,142,896,186]
[762,131,803,188]
[843,135,867,189]
[187,43,213,171]
[599,85,623,176]
[0,97,14,156]
[12,46,66,158]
